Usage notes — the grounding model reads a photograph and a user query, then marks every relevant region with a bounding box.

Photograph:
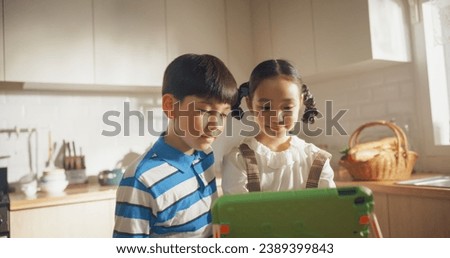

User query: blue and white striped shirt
[113,136,217,238]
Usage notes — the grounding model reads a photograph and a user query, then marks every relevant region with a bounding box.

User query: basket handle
[348,120,410,158]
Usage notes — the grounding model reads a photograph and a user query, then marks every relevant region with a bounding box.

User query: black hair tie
[231,82,249,120]
[301,84,318,124]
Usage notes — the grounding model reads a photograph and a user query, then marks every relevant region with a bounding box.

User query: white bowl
[40,180,68,195]
[20,180,38,198]
[43,167,65,174]
[19,174,38,197]
[41,168,67,183]
[41,173,67,183]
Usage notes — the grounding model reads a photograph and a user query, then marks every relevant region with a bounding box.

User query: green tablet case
[212,186,374,238]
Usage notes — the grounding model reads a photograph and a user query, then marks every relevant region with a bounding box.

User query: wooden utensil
[80,147,86,169]
[47,131,52,166]
[67,142,73,170]
[73,141,83,169]
[63,140,69,170]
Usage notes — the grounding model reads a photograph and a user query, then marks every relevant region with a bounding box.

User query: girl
[221,59,335,194]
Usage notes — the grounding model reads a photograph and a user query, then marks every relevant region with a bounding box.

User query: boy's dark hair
[231,59,319,124]
[162,54,238,105]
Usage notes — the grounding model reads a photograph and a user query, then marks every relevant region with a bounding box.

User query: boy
[113,54,238,237]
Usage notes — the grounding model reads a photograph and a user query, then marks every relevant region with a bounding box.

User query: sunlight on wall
[423,0,450,145]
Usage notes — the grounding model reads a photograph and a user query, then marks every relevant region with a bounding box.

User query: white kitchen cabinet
[251,0,411,80]
[10,198,115,237]
[94,0,167,86]
[250,0,272,64]
[0,0,4,81]
[1,0,250,88]
[4,0,94,84]
[250,0,317,76]
[270,0,316,77]
[165,0,254,87]
[166,0,228,63]
[312,0,411,75]
[225,0,254,84]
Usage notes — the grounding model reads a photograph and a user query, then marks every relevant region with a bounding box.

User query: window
[413,0,450,154]
[422,0,450,145]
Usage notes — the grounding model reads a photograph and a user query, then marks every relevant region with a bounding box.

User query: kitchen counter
[9,182,118,237]
[335,171,450,237]
[335,172,450,200]
[9,182,117,211]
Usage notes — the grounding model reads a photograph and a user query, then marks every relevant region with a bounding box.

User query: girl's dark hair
[231,59,318,123]
[162,54,238,105]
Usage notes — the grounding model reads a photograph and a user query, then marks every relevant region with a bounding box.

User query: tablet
[212,186,374,238]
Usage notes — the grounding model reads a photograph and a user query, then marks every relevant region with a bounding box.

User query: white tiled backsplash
[306,63,426,172]
[1,62,449,183]
[0,89,163,183]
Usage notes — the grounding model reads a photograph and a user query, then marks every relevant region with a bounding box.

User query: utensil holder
[64,155,87,184]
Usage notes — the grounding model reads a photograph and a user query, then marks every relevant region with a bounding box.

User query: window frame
[412,0,450,156]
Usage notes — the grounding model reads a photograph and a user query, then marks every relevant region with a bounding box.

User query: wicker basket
[339,120,418,181]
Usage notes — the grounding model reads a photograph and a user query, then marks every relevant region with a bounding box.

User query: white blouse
[221,136,335,194]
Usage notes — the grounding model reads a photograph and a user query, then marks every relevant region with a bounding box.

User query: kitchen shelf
[0,81,162,93]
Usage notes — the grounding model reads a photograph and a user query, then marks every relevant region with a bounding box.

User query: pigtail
[231,82,250,120]
[301,84,319,124]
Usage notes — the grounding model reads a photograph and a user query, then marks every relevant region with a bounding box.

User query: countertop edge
[335,173,450,200]
[10,183,118,211]
[10,173,450,211]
